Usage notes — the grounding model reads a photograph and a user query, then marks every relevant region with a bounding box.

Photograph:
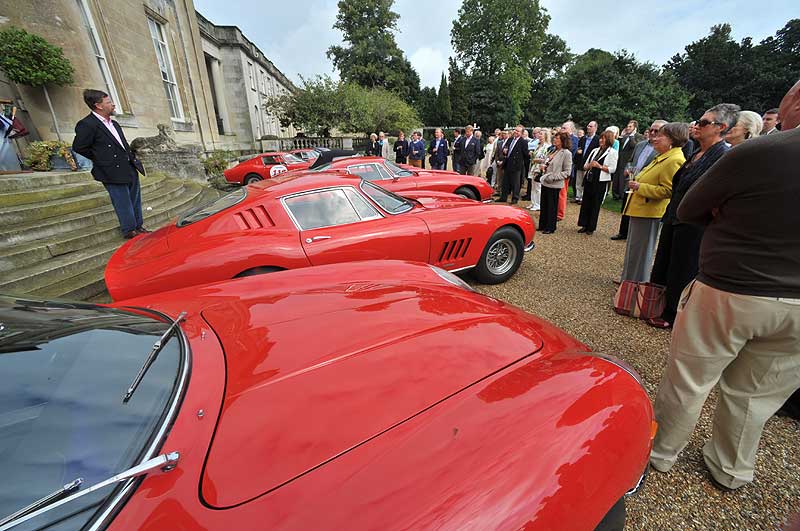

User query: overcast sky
[194,0,797,89]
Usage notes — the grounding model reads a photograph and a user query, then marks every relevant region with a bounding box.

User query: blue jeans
[104,178,143,234]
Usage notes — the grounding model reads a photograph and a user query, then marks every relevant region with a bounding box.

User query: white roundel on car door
[270,164,288,177]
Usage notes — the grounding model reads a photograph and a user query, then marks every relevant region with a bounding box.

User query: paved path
[472,200,799,531]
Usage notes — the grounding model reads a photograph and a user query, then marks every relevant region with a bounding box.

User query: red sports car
[223,151,309,185]
[105,173,535,301]
[313,156,495,202]
[0,261,655,531]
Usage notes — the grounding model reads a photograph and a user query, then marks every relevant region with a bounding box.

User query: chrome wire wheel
[485,238,517,275]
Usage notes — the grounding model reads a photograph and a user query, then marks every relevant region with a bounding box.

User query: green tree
[415,86,438,126]
[448,58,469,126]
[523,33,573,125]
[264,75,420,136]
[435,73,452,126]
[468,75,516,131]
[327,0,420,103]
[668,20,800,116]
[0,26,74,141]
[450,0,550,120]
[552,49,690,128]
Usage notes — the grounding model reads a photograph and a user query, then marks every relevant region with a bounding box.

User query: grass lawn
[566,186,623,213]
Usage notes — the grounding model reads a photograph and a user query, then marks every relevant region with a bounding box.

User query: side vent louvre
[233,205,274,230]
[437,238,472,263]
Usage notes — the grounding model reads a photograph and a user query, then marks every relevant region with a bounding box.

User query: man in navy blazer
[72,89,147,239]
[428,128,449,170]
[498,125,530,204]
[573,120,600,203]
[459,125,483,175]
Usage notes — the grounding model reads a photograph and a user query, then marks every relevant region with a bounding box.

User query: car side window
[343,188,382,220]
[284,189,361,230]
[347,164,384,181]
[262,155,279,165]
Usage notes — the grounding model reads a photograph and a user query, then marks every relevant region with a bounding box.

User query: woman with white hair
[725,110,763,146]
[605,125,620,150]
[366,133,380,156]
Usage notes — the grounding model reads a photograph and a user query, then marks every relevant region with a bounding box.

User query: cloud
[408,47,448,88]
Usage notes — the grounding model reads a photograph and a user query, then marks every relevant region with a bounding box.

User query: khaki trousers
[650,280,800,488]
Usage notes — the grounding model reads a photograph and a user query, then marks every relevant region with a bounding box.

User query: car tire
[234,266,284,278]
[594,497,625,531]
[454,186,479,200]
[244,174,263,185]
[472,226,524,284]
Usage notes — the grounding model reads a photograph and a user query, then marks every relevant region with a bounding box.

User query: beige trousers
[650,280,800,488]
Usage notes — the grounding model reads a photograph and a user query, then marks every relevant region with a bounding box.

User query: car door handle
[305,236,331,243]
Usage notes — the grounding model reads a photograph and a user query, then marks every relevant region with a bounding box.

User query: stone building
[196,12,296,152]
[0,0,256,161]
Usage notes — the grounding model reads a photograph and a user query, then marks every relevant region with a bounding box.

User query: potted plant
[0,27,75,141]
[24,140,78,171]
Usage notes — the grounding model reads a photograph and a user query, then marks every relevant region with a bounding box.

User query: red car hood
[200,280,545,507]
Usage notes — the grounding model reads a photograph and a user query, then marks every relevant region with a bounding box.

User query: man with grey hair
[378,131,389,159]
[649,82,800,491]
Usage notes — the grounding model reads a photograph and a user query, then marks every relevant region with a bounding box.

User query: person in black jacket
[498,125,531,204]
[451,128,465,173]
[459,125,483,175]
[646,103,738,329]
[72,89,147,239]
[393,131,409,164]
[365,133,380,156]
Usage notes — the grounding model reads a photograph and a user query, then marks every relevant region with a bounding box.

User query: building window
[148,17,183,120]
[76,0,122,111]
[248,62,256,91]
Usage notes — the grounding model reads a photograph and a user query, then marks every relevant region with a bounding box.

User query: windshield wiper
[123,311,187,403]
[0,451,179,530]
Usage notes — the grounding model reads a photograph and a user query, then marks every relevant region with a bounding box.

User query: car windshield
[177,187,247,227]
[307,162,331,172]
[0,297,185,531]
[383,160,415,177]
[283,153,304,164]
[360,180,413,214]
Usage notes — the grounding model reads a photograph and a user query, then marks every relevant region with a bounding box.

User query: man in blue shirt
[428,128,448,170]
[408,132,426,168]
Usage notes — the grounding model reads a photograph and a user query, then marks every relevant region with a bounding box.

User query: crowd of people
[364,80,799,494]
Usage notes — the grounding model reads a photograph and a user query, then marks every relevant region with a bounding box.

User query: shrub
[201,150,234,177]
[24,141,77,171]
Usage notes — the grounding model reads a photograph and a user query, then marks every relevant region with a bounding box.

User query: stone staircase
[0,171,220,301]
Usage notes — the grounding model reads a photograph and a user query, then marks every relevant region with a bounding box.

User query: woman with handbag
[527,129,551,212]
[619,122,688,282]
[578,130,618,235]
[537,131,573,234]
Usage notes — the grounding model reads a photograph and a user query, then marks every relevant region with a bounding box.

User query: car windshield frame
[359,180,414,214]
[0,298,190,531]
[383,160,415,177]
[177,187,248,227]
[282,153,304,164]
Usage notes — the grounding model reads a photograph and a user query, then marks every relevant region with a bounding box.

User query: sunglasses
[648,128,661,133]
[696,119,721,128]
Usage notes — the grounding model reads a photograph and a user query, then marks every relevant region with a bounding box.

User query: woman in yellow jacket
[620,122,689,282]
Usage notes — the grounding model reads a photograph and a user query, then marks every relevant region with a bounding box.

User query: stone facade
[0,0,238,173]
[196,12,296,152]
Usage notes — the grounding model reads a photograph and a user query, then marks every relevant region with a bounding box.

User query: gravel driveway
[470,201,800,531]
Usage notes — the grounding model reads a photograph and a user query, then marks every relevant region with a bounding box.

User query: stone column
[209,58,231,134]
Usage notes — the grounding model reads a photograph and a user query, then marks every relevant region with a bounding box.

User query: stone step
[0,180,104,208]
[0,241,120,295]
[0,173,168,226]
[0,171,93,193]
[20,186,221,301]
[0,175,180,247]
[0,182,206,272]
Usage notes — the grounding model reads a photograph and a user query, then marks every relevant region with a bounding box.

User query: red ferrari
[314,156,495,202]
[0,261,655,531]
[105,173,535,301]
[223,151,309,185]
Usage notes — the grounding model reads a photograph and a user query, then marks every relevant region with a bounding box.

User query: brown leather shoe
[646,317,672,329]
[136,227,151,234]
[123,230,138,239]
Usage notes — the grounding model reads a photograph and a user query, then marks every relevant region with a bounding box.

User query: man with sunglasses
[649,81,800,491]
